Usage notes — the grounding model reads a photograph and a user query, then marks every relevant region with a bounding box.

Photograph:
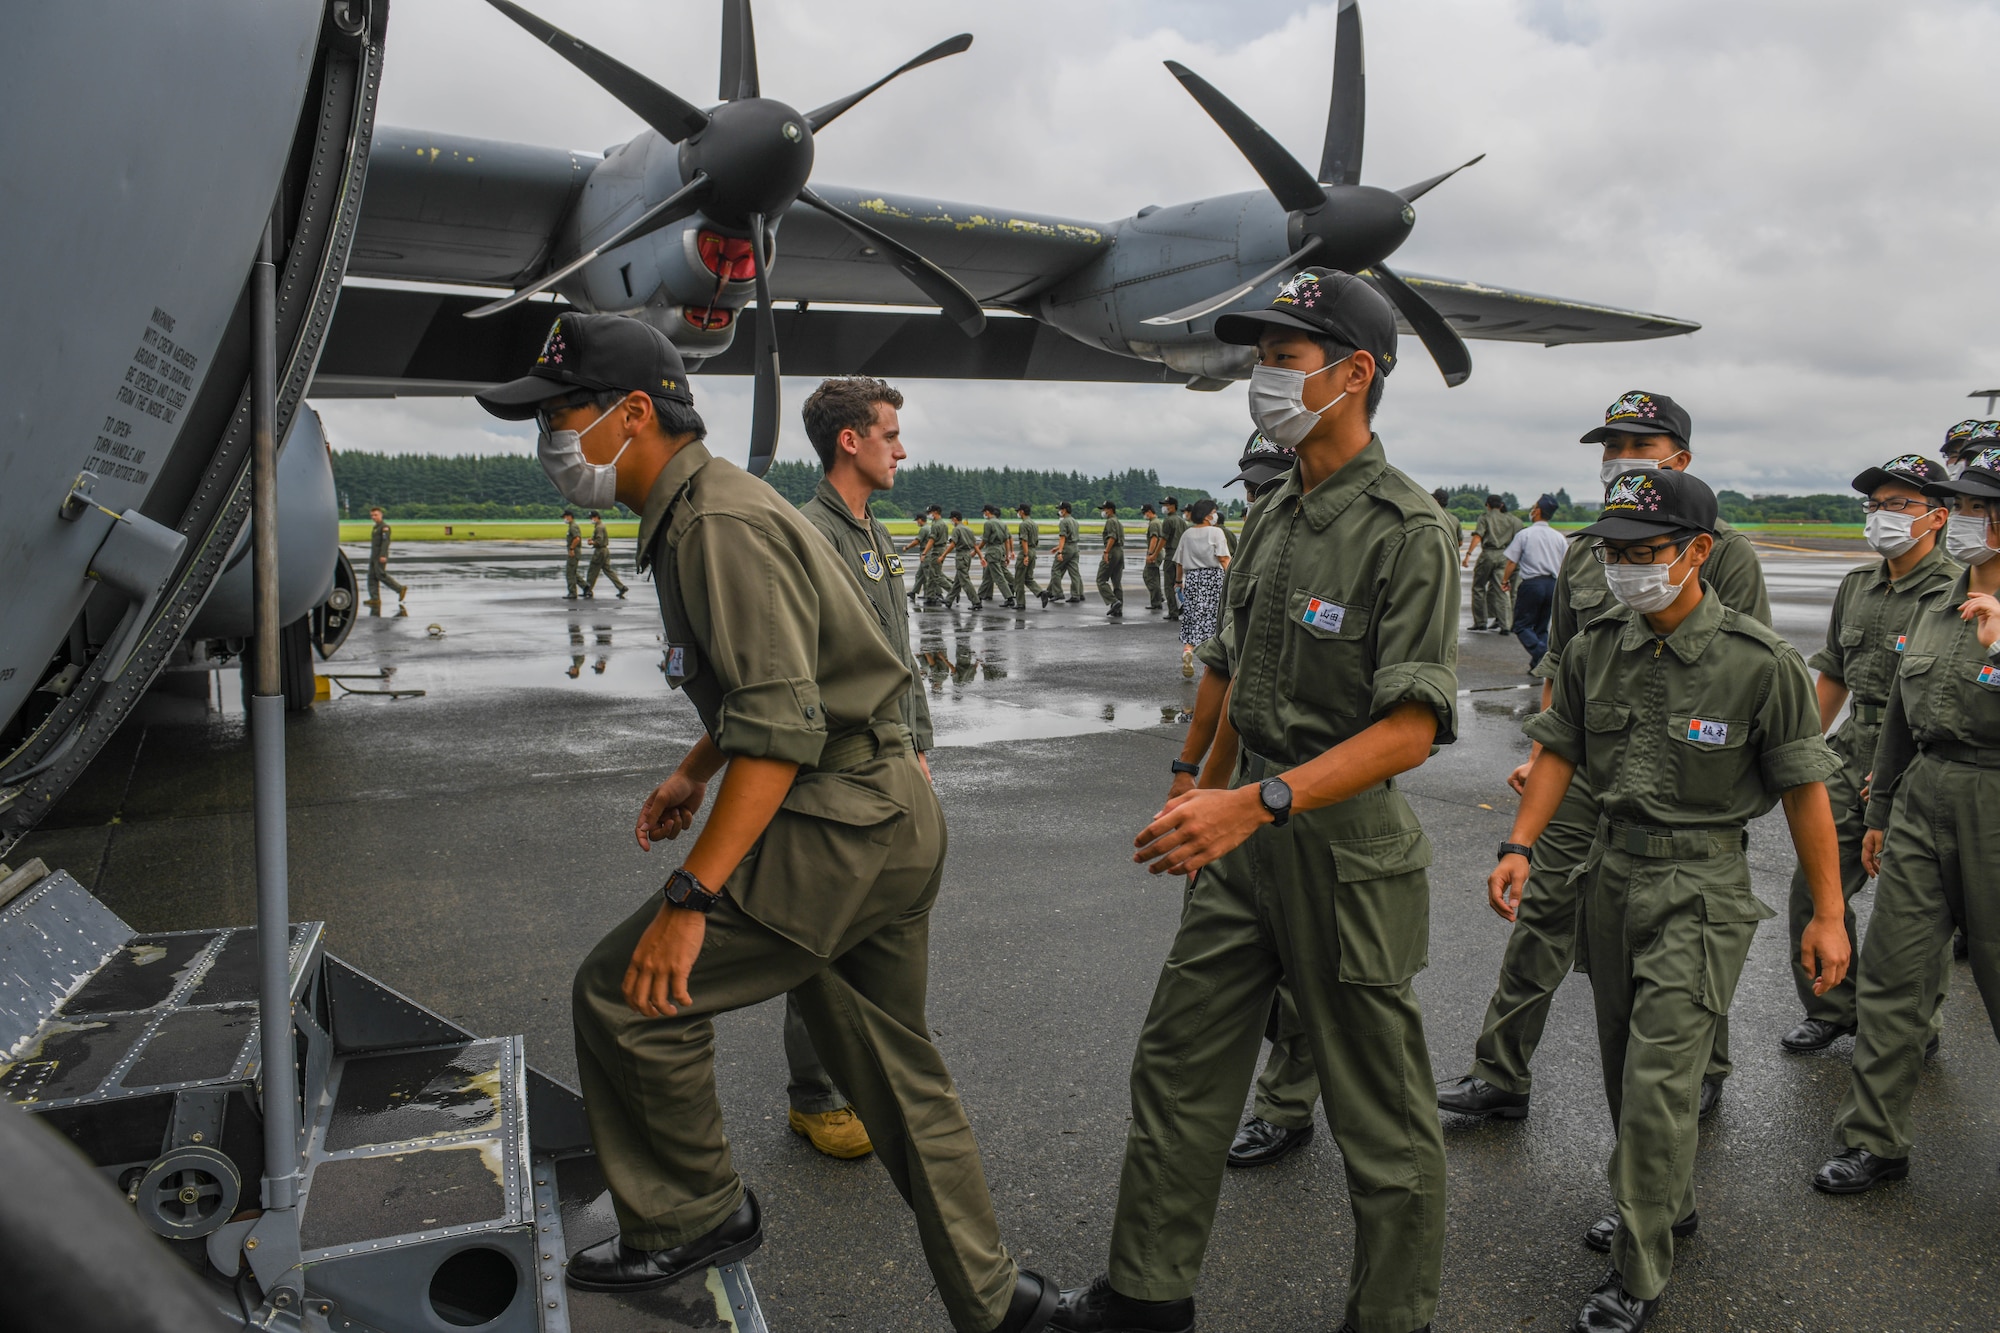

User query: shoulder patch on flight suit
[664,643,700,688]
[887,553,905,577]
[1687,718,1730,745]
[859,549,885,581]
[1301,595,1345,632]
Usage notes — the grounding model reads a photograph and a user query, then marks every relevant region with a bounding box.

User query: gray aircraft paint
[0,0,325,731]
[187,410,340,642]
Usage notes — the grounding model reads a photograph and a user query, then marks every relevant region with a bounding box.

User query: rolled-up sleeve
[1805,575,1849,679]
[682,514,828,766]
[1369,521,1461,745]
[1756,648,1843,793]
[1522,648,1586,765]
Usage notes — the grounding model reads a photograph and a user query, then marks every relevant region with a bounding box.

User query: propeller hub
[1291,184,1414,274]
[678,97,815,227]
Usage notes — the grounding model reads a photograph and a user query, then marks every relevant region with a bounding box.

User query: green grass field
[341,518,1249,542]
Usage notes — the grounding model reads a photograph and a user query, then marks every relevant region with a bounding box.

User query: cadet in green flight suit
[978,504,1015,608]
[1140,504,1165,610]
[1500,467,1845,1331]
[474,313,1055,1331]
[587,509,628,598]
[1465,494,1522,631]
[1817,443,2000,1196]
[926,506,952,606]
[1096,501,1125,618]
[1048,502,1083,602]
[365,506,406,607]
[1013,503,1046,608]
[946,511,980,608]
[1440,392,1769,1125]
[564,508,584,599]
[1779,454,1957,1055]
[1159,497,1187,620]
[1056,269,1454,1333]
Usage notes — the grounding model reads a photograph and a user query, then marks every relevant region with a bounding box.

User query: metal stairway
[0,864,767,1332]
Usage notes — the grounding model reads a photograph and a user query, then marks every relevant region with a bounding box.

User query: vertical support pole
[250,217,299,1214]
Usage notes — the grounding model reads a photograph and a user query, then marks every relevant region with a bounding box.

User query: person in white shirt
[1172,500,1232,677]
[1504,493,1571,670]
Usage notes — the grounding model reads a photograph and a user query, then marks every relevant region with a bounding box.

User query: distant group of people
[1442,488,1578,672]
[461,264,2000,1333]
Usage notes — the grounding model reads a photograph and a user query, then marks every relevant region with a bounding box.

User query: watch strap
[1170,759,1201,777]
[1498,841,1534,862]
[664,866,722,913]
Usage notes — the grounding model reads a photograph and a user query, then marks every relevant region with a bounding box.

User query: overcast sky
[317,0,2000,501]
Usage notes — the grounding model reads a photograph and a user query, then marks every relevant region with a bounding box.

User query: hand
[1166,771,1196,802]
[1507,759,1534,795]
[1858,770,1873,804]
[1489,853,1530,921]
[1461,557,1472,569]
[1960,592,2000,650]
[622,905,705,1016]
[636,772,708,850]
[1134,786,1269,877]
[1861,827,1885,878]
[1500,579,1511,593]
[1800,912,1853,996]
[917,751,933,782]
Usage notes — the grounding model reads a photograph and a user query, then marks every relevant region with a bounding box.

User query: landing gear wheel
[132,1145,241,1238]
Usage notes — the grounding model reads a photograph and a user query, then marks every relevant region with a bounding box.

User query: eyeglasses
[1591,539,1682,565]
[1861,497,1938,514]
[534,392,599,433]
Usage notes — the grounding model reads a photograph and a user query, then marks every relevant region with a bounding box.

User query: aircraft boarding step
[0,866,768,1332]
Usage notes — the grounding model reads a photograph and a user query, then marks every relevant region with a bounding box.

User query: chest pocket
[1666,712,1750,810]
[1895,652,1939,729]
[1279,584,1374,716]
[1581,700,1633,791]
[1569,587,1606,613]
[1225,570,1258,650]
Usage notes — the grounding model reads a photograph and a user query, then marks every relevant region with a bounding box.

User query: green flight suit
[925,517,952,602]
[1459,522,1770,1096]
[564,517,584,597]
[1013,515,1045,605]
[367,518,406,601]
[977,516,1013,604]
[1097,514,1125,609]
[1471,508,1523,630]
[1048,515,1083,600]
[1120,437,1457,1332]
[573,444,1019,1332]
[1525,590,1838,1301]
[1791,546,1958,1027]
[946,521,979,605]
[1141,517,1165,608]
[1160,509,1187,617]
[587,515,627,595]
[1835,570,2000,1161]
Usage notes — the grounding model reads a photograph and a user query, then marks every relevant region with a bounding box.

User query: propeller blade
[719,0,759,101]
[1141,237,1324,326]
[796,186,986,336]
[483,0,710,143]
[1163,61,1325,215]
[464,175,714,320]
[1370,263,1471,387]
[805,33,974,132]
[1317,0,1366,186]
[745,211,781,477]
[1396,153,1485,204]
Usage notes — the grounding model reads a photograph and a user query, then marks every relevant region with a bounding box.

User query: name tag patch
[887,554,905,577]
[1301,595,1345,632]
[1980,665,1999,687]
[1892,634,1908,653]
[1687,718,1729,745]
[859,549,885,582]
[665,644,698,688]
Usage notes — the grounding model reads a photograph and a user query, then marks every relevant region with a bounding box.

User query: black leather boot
[566,1189,762,1292]
[1050,1275,1193,1332]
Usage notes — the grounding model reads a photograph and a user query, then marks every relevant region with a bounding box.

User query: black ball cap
[1851,453,1946,496]
[1924,445,2000,500]
[1578,468,1717,541]
[1579,390,1692,448]
[1213,267,1399,377]
[475,312,694,420]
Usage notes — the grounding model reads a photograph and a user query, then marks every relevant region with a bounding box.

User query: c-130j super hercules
[0,2,1694,1330]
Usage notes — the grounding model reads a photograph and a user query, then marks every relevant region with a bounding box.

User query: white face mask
[1248,357,1348,449]
[1604,557,1689,613]
[538,401,632,510]
[1945,512,1998,566]
[1946,458,1969,481]
[1598,452,1688,489]
[1863,510,1922,558]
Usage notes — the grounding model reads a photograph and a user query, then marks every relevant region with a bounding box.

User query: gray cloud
[318,0,2000,501]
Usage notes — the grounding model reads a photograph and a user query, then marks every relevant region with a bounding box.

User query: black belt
[1239,746,1293,782]
[1851,702,1886,726]
[812,723,913,774]
[1917,738,2000,768]
[1599,817,1748,860]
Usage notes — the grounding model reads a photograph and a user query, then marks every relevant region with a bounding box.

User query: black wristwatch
[663,866,722,914]
[1170,759,1201,777]
[1498,841,1534,863]
[1258,778,1293,828]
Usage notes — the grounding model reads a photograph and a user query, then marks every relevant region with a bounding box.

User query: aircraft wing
[1390,270,1699,346]
[311,288,1183,397]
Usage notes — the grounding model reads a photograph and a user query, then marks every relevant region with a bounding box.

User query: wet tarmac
[18,534,1999,1332]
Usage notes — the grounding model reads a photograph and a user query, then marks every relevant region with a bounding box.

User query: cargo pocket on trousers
[1329,827,1434,985]
[1566,846,1604,976]
[736,770,909,958]
[1697,876,1773,1015]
